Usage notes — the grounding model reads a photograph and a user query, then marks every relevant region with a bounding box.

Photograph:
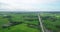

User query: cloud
[0,0,60,11]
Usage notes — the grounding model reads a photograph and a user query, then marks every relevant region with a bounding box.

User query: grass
[1,12,60,32]
[40,13,60,32]
[0,24,40,32]
[0,12,41,32]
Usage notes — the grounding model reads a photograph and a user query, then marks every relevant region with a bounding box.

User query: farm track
[38,14,45,32]
[38,14,51,32]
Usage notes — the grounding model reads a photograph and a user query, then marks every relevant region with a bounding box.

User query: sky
[0,0,60,12]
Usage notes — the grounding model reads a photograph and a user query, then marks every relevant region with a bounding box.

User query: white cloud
[0,0,59,11]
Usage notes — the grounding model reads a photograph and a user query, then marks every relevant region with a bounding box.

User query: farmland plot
[0,13,41,32]
[40,13,60,32]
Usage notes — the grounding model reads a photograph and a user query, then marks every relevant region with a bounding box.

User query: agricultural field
[0,12,60,32]
[40,13,60,32]
[0,12,41,32]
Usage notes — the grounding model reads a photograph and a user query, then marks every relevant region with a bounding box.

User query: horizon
[0,10,60,12]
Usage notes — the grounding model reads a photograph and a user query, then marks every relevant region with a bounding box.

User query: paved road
[38,14,45,32]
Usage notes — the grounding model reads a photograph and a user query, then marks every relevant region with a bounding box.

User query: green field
[0,12,41,32]
[40,13,60,32]
[0,12,60,32]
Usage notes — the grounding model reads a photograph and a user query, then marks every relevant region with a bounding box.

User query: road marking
[38,14,45,32]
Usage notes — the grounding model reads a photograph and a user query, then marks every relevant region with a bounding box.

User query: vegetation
[41,13,60,32]
[0,12,60,32]
[0,12,41,32]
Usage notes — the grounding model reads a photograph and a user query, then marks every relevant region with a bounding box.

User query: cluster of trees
[41,16,57,22]
[2,15,23,28]
[42,15,60,32]
[23,16,38,21]
[23,16,38,18]
[23,16,40,29]
[27,23,40,29]
[24,18,38,21]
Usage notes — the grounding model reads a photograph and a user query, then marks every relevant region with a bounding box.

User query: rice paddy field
[0,12,60,32]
